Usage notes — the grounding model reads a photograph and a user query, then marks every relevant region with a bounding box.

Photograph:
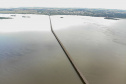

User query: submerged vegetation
[104,17,119,20]
[22,16,30,18]
[0,17,12,19]
[0,8,126,18]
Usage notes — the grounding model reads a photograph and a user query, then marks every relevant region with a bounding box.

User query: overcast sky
[0,0,126,9]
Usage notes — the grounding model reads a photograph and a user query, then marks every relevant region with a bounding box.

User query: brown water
[51,15,126,84]
[0,14,83,84]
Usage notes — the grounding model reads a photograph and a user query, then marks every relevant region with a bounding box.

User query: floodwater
[51,15,126,84]
[0,14,83,84]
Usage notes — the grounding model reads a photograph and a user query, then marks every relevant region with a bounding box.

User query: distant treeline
[0,8,126,18]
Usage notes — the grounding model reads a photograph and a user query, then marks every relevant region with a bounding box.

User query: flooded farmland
[51,15,126,84]
[0,14,126,84]
[0,14,82,84]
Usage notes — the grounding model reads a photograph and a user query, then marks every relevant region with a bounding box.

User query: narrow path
[49,15,89,84]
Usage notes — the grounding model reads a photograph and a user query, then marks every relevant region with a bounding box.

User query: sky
[0,0,126,10]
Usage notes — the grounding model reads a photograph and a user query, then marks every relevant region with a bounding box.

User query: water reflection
[51,15,126,84]
[0,14,50,32]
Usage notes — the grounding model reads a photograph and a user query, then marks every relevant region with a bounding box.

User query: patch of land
[0,17,12,19]
[0,7,126,18]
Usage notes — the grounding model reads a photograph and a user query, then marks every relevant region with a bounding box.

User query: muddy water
[51,15,126,84]
[0,15,83,84]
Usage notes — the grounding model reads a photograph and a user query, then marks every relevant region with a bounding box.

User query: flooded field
[51,15,126,84]
[0,15,82,84]
[1,14,126,84]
